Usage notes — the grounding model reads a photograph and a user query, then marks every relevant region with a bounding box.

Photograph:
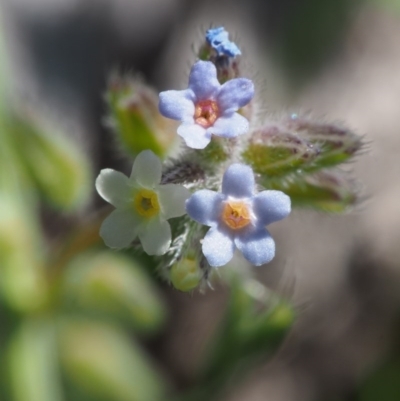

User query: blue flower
[206,27,241,58]
[159,61,254,149]
[186,164,291,267]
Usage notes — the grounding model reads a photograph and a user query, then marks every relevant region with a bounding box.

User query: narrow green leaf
[202,279,294,381]
[0,195,48,313]
[359,358,400,401]
[8,319,64,401]
[9,114,90,210]
[59,319,165,401]
[62,252,166,332]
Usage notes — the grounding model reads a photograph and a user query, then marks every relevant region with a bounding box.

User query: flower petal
[157,184,191,219]
[221,163,255,198]
[202,227,235,267]
[130,150,162,188]
[253,191,291,227]
[217,78,254,113]
[188,61,220,101]
[210,113,249,138]
[100,209,141,249]
[234,229,275,266]
[158,89,195,121]
[95,169,132,208]
[177,123,211,149]
[139,218,171,255]
[186,190,223,226]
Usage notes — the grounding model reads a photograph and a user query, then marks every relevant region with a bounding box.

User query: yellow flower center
[222,200,252,230]
[134,189,160,218]
[194,100,219,128]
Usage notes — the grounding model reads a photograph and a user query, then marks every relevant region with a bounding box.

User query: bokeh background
[1,0,400,400]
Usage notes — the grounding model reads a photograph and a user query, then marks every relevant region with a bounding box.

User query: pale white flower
[96,150,190,255]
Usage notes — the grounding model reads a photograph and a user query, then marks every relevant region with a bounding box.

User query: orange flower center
[222,200,252,230]
[194,100,219,128]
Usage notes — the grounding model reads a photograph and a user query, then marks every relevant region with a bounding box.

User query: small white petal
[210,113,249,138]
[130,150,162,188]
[202,227,235,267]
[157,184,191,219]
[139,218,171,255]
[234,229,275,266]
[185,190,223,226]
[100,209,141,249]
[253,191,291,227]
[177,123,211,149]
[95,169,132,207]
[221,164,255,198]
[158,89,195,121]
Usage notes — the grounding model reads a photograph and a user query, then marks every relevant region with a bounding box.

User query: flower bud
[242,124,317,179]
[259,170,357,213]
[107,74,177,158]
[170,255,203,292]
[198,27,241,83]
[283,114,363,169]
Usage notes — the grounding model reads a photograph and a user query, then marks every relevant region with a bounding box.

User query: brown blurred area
[2,0,400,400]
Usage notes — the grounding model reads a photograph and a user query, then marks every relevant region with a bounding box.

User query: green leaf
[62,252,166,332]
[7,319,64,401]
[9,114,90,210]
[107,74,176,159]
[59,319,165,401]
[260,170,357,212]
[201,279,294,381]
[0,195,48,313]
[359,358,400,401]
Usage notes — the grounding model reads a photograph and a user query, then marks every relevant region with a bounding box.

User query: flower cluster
[96,26,294,291]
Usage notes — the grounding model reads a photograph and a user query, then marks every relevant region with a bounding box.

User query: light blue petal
[218,41,241,57]
[210,113,249,138]
[188,61,220,101]
[157,184,191,219]
[221,163,255,197]
[202,227,235,267]
[205,27,228,46]
[205,27,241,57]
[130,150,162,188]
[95,169,132,208]
[100,209,141,249]
[177,123,211,149]
[217,78,254,113]
[185,190,223,226]
[253,191,291,227]
[234,229,275,266]
[158,89,195,121]
[139,218,171,255]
